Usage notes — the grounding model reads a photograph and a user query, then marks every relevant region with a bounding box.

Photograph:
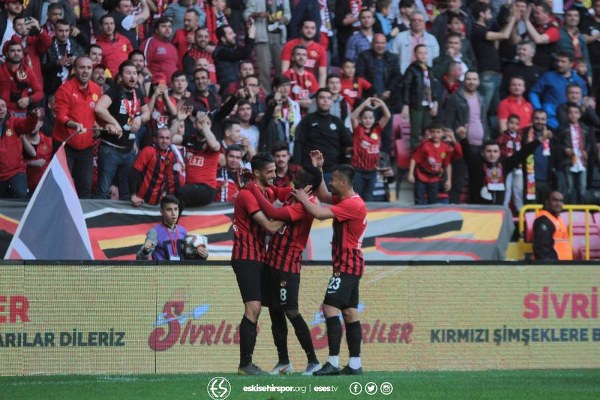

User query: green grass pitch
[2,370,600,400]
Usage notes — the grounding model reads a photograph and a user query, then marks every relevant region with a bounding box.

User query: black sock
[345,320,362,357]
[239,316,257,368]
[269,308,289,364]
[325,316,342,357]
[289,314,318,364]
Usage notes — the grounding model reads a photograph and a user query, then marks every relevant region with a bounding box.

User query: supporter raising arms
[349,97,390,201]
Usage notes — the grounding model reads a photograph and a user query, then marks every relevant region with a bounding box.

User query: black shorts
[267,268,300,311]
[232,260,268,303]
[323,272,361,310]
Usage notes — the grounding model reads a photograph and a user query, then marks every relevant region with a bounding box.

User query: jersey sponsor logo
[188,155,205,167]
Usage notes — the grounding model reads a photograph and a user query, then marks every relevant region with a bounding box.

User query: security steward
[532,190,573,260]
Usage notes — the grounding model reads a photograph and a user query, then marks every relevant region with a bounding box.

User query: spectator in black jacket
[401,44,439,150]
[356,33,401,153]
[293,88,352,185]
[212,22,256,94]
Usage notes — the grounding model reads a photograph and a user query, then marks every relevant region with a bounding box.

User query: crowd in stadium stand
[0,0,598,213]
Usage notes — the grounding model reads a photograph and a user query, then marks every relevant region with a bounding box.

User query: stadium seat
[524,211,537,242]
[572,234,600,260]
[560,211,598,235]
[393,114,411,169]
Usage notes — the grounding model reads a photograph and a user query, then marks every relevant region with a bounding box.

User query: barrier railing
[518,204,600,260]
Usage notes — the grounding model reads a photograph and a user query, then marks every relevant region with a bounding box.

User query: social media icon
[349,382,362,395]
[380,382,394,395]
[365,382,378,395]
[207,377,231,400]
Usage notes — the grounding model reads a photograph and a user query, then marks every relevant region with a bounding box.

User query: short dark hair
[55,19,70,28]
[471,2,490,18]
[399,0,415,8]
[483,139,500,149]
[185,8,200,17]
[193,67,210,77]
[87,44,102,54]
[326,73,341,83]
[223,118,240,133]
[48,3,63,13]
[446,32,462,42]
[99,14,115,25]
[236,98,251,108]
[128,50,144,60]
[171,70,187,82]
[508,114,520,121]
[225,144,243,155]
[251,152,275,171]
[427,121,446,131]
[216,25,230,41]
[160,194,180,209]
[555,50,574,61]
[271,142,290,155]
[413,44,426,54]
[154,16,172,29]
[292,45,307,56]
[333,164,355,185]
[118,60,136,76]
[295,165,322,191]
[316,87,332,98]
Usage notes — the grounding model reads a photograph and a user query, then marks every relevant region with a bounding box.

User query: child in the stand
[350,97,391,201]
[496,114,524,212]
[408,121,452,205]
[561,104,590,204]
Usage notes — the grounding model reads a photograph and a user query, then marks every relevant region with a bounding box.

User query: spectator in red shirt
[0,101,41,199]
[175,111,222,207]
[52,56,102,198]
[96,14,134,77]
[497,76,533,132]
[339,59,372,110]
[141,17,179,84]
[0,41,43,117]
[350,97,390,200]
[281,19,327,88]
[283,45,319,111]
[408,121,453,204]
[129,127,185,206]
[22,117,51,193]
[172,9,201,66]
[11,14,52,82]
[182,27,216,85]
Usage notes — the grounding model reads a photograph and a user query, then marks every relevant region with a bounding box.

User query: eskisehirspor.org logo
[207,377,231,400]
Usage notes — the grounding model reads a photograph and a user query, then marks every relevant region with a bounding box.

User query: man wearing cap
[141,17,179,85]
[0,0,24,51]
[52,55,102,199]
[96,14,134,77]
[0,40,43,117]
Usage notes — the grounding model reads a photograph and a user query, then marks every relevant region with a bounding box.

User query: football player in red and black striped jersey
[293,150,367,376]
[246,165,324,375]
[232,152,285,375]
